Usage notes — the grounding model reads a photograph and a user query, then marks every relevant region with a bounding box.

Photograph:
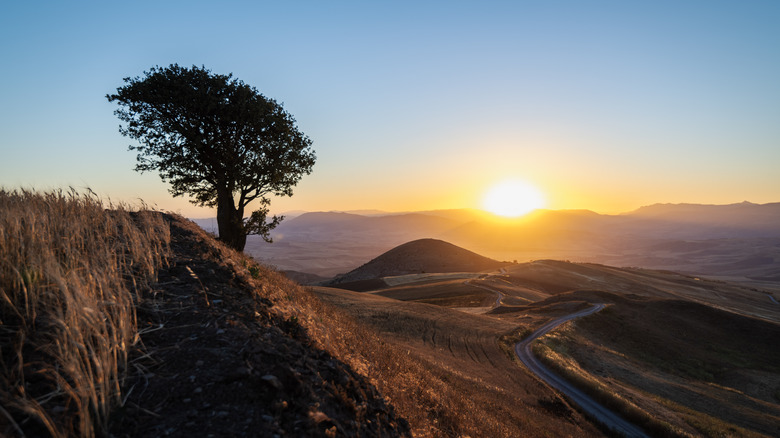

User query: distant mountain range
[193,202,780,284]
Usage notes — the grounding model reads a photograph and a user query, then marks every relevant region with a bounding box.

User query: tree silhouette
[108,64,315,251]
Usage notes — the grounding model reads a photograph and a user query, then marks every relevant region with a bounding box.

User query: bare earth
[110,216,410,437]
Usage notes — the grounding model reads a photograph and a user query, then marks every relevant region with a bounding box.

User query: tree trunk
[216,189,247,252]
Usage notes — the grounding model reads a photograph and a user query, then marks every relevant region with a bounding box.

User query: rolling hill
[313,239,780,437]
[326,238,507,286]
[194,205,780,437]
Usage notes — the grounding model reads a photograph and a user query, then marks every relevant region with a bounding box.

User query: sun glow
[482,180,545,217]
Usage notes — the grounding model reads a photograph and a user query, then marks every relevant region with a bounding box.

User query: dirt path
[515,304,651,438]
[464,277,505,309]
[110,216,410,437]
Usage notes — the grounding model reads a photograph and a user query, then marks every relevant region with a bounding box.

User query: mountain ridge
[240,201,780,281]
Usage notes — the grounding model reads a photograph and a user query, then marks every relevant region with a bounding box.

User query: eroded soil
[110,216,410,437]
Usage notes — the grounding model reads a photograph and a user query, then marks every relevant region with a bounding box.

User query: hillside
[3,191,604,438]
[9,191,776,437]
[119,226,602,437]
[327,238,507,287]
[111,215,411,437]
[0,191,410,437]
[533,290,780,437]
[317,254,780,437]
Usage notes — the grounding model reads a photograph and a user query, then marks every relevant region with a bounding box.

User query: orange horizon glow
[482,180,546,217]
[119,162,777,219]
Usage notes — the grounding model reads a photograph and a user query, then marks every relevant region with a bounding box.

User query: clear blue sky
[2,1,779,216]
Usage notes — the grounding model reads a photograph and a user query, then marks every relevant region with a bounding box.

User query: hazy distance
[190,201,780,289]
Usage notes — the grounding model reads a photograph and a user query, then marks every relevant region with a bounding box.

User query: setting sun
[482,180,545,217]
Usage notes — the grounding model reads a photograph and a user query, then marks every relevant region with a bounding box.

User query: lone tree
[108,64,315,251]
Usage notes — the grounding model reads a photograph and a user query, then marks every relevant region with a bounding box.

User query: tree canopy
[108,64,315,251]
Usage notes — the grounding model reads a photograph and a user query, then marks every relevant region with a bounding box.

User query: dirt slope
[110,215,410,437]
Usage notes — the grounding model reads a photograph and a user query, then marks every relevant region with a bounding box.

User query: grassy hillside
[1,190,599,437]
[18,189,774,437]
[320,253,780,437]
[312,286,602,437]
[531,291,780,437]
[1,191,409,436]
[0,189,170,437]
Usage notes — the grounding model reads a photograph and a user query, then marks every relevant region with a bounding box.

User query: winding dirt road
[515,304,650,438]
[464,279,505,308]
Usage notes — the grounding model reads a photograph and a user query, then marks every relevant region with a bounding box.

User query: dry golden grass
[533,334,687,437]
[533,295,780,438]
[309,286,602,437]
[376,279,495,307]
[0,189,170,437]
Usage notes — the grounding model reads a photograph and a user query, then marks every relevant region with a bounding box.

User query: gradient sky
[2,1,779,217]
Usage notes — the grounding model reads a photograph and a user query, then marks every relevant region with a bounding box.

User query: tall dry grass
[0,189,169,437]
[533,330,688,437]
[230,264,544,436]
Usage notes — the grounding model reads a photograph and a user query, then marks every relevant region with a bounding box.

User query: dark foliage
[107,64,315,251]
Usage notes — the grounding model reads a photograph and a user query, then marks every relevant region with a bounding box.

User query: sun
[482,180,545,217]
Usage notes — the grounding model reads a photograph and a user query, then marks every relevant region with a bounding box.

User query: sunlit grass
[0,189,169,437]
[534,330,686,438]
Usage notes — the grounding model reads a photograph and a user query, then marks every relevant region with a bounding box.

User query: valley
[203,202,780,436]
[310,237,780,437]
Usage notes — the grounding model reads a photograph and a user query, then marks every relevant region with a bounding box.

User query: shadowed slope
[111,214,411,437]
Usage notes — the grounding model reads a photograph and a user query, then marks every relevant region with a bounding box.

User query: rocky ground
[109,215,410,437]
